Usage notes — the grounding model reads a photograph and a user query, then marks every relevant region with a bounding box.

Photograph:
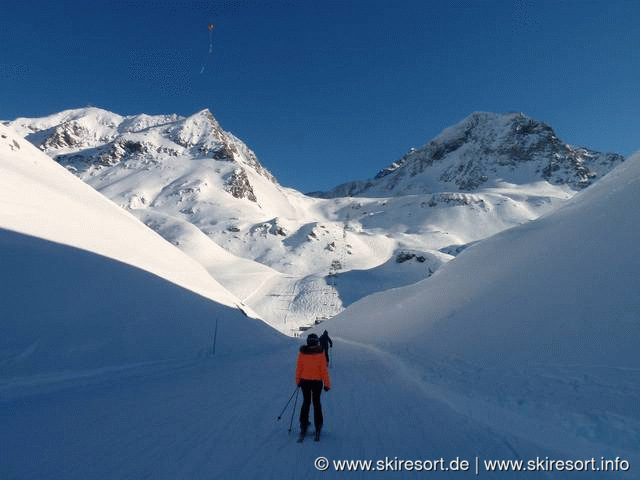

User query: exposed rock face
[40,121,93,150]
[320,112,624,198]
[8,107,276,205]
[225,167,257,202]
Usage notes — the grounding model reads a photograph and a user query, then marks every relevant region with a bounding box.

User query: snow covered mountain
[5,108,625,335]
[0,124,282,377]
[325,151,640,466]
[8,107,277,205]
[2,112,638,479]
[319,111,624,198]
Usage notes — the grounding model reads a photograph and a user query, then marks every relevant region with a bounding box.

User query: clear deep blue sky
[2,0,639,192]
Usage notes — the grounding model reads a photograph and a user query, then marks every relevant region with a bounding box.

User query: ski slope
[1,124,638,478]
[0,124,280,376]
[324,151,640,474]
[3,338,636,479]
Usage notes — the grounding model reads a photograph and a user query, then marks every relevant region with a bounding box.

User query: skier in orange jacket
[295,333,331,441]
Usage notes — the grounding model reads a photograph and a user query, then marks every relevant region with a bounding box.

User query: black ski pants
[299,379,324,432]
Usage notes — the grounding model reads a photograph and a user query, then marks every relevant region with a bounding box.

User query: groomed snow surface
[1,125,639,478]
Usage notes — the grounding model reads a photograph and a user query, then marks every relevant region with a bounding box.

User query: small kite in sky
[200,23,216,74]
[208,24,215,54]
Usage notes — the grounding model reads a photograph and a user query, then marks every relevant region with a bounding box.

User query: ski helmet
[306,333,319,346]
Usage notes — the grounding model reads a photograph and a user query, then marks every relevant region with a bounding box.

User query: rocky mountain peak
[168,109,224,149]
[6,107,277,186]
[5,107,285,210]
[321,112,624,197]
[376,112,558,178]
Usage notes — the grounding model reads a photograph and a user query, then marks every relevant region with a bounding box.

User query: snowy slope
[1,125,637,480]
[0,125,282,376]
[329,151,640,367]
[0,124,247,308]
[323,152,640,463]
[6,109,626,335]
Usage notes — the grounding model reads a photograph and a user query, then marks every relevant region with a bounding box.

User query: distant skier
[295,333,331,442]
[319,330,333,365]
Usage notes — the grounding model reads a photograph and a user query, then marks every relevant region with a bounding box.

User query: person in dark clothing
[319,330,333,365]
[295,333,331,441]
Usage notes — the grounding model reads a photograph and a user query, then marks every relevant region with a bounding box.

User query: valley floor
[2,340,637,479]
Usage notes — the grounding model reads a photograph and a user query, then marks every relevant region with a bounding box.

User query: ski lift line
[281,278,300,326]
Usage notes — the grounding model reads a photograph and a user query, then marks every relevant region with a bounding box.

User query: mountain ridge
[317,111,624,198]
[4,107,627,334]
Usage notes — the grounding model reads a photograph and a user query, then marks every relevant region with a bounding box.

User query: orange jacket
[295,345,331,388]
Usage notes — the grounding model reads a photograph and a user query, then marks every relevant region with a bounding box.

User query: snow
[0,125,277,376]
[6,108,617,334]
[328,152,640,368]
[2,118,638,479]
[3,342,563,479]
[322,111,624,197]
[0,130,250,312]
[321,152,640,471]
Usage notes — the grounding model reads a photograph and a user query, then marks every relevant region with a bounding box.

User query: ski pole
[277,386,299,420]
[288,386,300,433]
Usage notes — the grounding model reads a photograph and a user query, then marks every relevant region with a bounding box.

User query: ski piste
[297,430,320,443]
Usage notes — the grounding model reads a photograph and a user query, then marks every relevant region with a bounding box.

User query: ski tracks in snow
[258,339,557,479]
[328,338,638,479]
[2,341,636,479]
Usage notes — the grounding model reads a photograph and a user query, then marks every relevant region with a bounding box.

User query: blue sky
[2,0,639,192]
